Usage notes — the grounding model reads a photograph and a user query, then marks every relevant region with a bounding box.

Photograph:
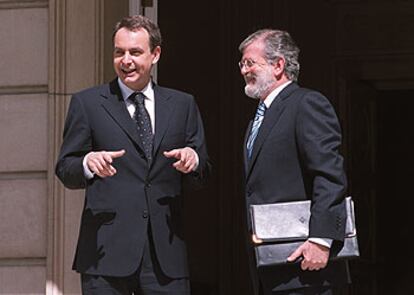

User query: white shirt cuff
[82,153,95,179]
[308,238,333,248]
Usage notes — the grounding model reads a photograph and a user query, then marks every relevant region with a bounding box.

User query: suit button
[142,210,148,218]
[145,182,151,188]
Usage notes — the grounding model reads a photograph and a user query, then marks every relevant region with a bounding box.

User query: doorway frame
[333,54,414,295]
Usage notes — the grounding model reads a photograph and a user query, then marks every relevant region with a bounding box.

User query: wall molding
[0,0,48,9]
[0,257,46,267]
[0,85,48,95]
[0,171,47,180]
[47,2,69,294]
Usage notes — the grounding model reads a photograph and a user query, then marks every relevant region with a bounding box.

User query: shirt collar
[117,78,154,102]
[262,81,292,109]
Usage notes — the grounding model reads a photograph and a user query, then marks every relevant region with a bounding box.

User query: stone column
[48,1,126,294]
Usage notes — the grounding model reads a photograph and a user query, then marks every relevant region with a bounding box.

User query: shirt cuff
[308,238,333,248]
[82,153,95,180]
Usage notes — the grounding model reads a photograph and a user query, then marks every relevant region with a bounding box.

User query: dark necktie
[129,92,153,161]
[246,101,266,159]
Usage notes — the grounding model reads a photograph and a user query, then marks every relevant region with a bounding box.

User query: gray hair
[239,29,300,81]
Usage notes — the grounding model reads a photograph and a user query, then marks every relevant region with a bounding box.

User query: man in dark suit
[239,29,349,294]
[55,15,210,295]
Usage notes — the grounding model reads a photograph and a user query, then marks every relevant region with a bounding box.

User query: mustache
[244,73,256,82]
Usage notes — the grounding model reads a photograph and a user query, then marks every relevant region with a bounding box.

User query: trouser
[81,233,190,295]
[268,286,334,295]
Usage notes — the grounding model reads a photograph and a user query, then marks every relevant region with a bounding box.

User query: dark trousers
[256,255,347,295]
[81,234,190,295]
[258,269,336,295]
[270,287,333,295]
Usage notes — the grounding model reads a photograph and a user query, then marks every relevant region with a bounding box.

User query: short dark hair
[112,15,162,52]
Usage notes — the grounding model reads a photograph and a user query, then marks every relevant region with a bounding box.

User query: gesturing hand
[163,147,198,174]
[86,149,126,178]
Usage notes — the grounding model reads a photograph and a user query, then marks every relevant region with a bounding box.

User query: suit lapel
[246,82,300,178]
[100,80,146,152]
[152,85,174,157]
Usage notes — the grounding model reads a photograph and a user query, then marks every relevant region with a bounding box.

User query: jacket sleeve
[55,94,92,189]
[296,91,347,241]
[183,96,211,189]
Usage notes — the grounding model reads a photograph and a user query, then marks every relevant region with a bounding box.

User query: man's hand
[163,147,198,174]
[252,234,263,244]
[287,240,330,271]
[86,150,125,178]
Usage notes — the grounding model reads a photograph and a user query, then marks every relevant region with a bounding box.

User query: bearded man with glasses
[239,29,350,295]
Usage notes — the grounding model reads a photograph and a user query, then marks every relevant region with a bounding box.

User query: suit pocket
[82,208,116,225]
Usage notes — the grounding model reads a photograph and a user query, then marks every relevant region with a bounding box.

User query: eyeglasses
[238,59,268,70]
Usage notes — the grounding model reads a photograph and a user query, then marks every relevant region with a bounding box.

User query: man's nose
[240,66,249,75]
[122,52,132,63]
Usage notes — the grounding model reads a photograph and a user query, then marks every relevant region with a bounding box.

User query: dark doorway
[156,0,414,292]
[346,85,414,295]
[348,88,414,294]
[375,90,414,294]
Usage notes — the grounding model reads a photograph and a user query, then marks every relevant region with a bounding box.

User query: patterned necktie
[129,92,153,161]
[246,101,266,159]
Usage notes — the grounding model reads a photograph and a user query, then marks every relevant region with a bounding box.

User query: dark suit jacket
[55,79,210,279]
[243,82,349,292]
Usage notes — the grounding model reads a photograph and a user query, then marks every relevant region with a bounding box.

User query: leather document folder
[250,197,360,267]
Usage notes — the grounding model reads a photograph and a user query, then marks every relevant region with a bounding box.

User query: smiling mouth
[245,75,256,84]
[121,68,136,75]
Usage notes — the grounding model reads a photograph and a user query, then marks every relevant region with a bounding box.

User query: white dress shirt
[118,78,155,134]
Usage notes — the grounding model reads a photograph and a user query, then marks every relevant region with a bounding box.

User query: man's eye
[130,50,141,56]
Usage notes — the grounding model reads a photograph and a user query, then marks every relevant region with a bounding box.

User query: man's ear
[152,46,161,64]
[273,57,286,78]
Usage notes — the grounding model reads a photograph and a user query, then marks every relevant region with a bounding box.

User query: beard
[244,67,275,99]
